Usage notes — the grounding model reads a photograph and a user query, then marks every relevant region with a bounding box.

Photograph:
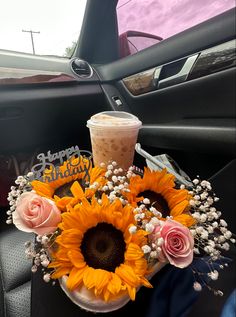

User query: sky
[0,0,235,57]
[0,0,87,57]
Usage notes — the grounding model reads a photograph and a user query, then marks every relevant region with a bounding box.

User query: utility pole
[22,30,40,54]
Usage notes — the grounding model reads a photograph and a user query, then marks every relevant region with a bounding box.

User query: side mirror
[119,30,163,58]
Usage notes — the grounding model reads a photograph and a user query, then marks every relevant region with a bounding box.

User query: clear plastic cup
[87,111,142,170]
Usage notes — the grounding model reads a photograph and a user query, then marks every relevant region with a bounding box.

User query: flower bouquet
[6,143,235,313]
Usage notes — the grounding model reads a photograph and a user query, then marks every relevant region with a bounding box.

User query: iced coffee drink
[87,111,142,170]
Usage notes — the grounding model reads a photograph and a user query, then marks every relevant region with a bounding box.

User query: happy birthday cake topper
[30,145,92,183]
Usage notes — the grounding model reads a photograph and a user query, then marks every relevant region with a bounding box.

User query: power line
[22,29,40,54]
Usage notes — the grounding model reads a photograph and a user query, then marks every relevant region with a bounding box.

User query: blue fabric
[146,265,199,317]
[145,257,232,317]
[220,289,236,317]
[190,256,232,287]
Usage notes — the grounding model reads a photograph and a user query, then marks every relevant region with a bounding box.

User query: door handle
[153,54,199,89]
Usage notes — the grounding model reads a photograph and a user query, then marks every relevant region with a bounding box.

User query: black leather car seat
[0,216,33,317]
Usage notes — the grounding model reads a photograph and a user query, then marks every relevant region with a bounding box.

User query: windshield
[0,0,87,57]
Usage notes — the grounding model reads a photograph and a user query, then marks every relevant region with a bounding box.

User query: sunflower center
[138,190,170,218]
[54,179,84,198]
[54,181,74,197]
[80,222,126,272]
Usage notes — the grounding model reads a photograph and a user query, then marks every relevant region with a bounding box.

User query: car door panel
[0,82,107,153]
[0,76,107,208]
[94,8,236,180]
[96,8,235,80]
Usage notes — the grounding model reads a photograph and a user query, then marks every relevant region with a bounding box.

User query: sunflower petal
[174,214,196,227]
[103,289,111,302]
[133,257,148,275]
[59,213,84,230]
[56,228,82,248]
[67,266,86,290]
[67,250,86,269]
[94,269,111,295]
[140,277,153,288]
[116,264,140,288]
[167,190,189,208]
[83,267,96,289]
[130,229,147,245]
[70,181,84,198]
[125,243,144,261]
[31,180,54,197]
[126,284,137,301]
[107,272,122,295]
[171,200,190,216]
[51,266,72,279]
[54,196,73,212]
[89,166,105,184]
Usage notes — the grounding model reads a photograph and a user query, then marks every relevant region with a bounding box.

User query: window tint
[0,0,87,57]
[117,0,235,58]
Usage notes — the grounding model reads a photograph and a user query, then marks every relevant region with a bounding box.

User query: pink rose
[13,191,61,235]
[152,220,194,268]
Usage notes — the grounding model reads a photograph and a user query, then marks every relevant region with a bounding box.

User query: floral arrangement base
[59,276,130,313]
[59,262,166,313]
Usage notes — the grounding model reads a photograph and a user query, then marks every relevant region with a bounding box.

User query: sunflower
[125,167,195,227]
[32,157,105,212]
[48,195,152,301]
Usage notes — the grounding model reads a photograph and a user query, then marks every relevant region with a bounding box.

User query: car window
[117,0,235,58]
[0,0,87,57]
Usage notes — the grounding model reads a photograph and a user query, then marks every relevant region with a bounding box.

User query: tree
[64,41,77,57]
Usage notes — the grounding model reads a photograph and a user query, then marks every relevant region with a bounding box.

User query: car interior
[0,1,235,316]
